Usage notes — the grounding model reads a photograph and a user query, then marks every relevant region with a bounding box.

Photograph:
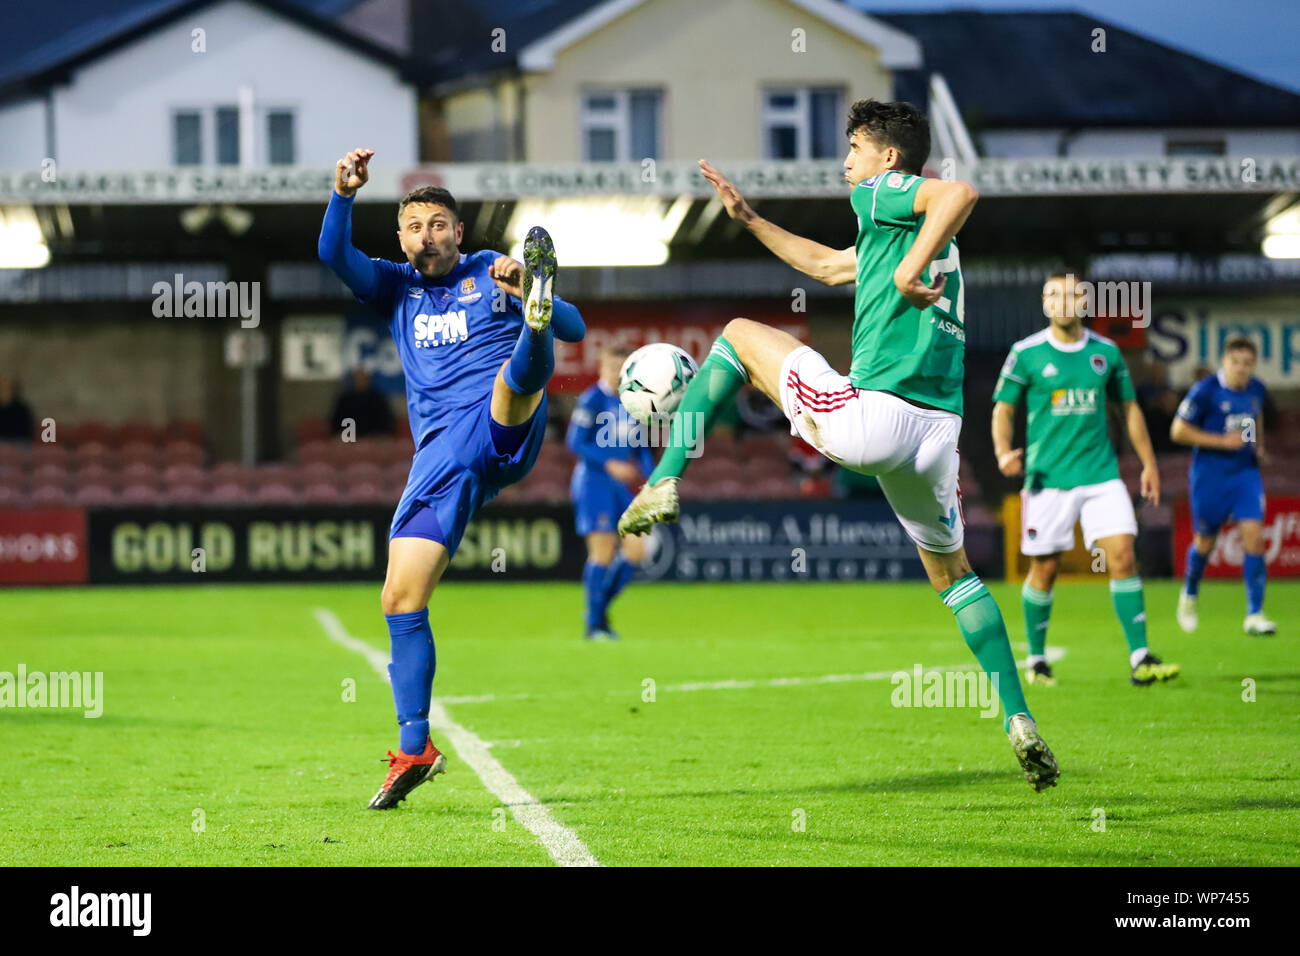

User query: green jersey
[849,171,966,416]
[992,328,1136,491]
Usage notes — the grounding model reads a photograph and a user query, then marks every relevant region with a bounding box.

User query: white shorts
[778,345,964,553]
[1020,478,1137,556]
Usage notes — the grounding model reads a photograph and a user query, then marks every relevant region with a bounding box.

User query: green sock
[1109,576,1147,656]
[942,573,1031,732]
[1021,581,1053,658]
[648,336,748,485]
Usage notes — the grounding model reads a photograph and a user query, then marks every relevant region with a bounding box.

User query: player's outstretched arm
[894,179,978,309]
[1170,417,1243,451]
[698,160,855,286]
[991,401,1023,477]
[1124,400,1160,504]
[317,148,380,300]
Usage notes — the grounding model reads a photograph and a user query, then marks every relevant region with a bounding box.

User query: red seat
[298,441,334,466]
[0,485,26,507]
[296,419,330,447]
[31,443,70,466]
[344,461,385,485]
[121,462,159,487]
[118,422,163,446]
[74,441,113,465]
[163,420,203,445]
[32,463,69,487]
[0,443,28,467]
[119,442,159,466]
[73,421,114,445]
[162,485,205,505]
[75,463,116,488]
[207,463,249,488]
[30,485,71,505]
[163,441,203,467]
[256,483,297,504]
[209,482,247,503]
[73,485,115,506]
[303,482,341,504]
[163,463,204,487]
[119,484,159,505]
[300,462,337,486]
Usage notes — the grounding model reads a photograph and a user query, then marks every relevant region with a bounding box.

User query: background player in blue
[566,345,654,640]
[318,147,586,808]
[1171,335,1276,636]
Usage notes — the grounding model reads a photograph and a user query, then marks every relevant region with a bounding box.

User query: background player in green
[992,271,1180,687]
[618,99,1060,793]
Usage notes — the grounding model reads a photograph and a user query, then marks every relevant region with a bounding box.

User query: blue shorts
[390,393,548,555]
[571,471,633,536]
[1190,466,1265,535]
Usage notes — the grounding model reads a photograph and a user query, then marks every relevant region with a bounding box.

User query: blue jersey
[566,382,655,485]
[359,250,525,448]
[1177,371,1266,479]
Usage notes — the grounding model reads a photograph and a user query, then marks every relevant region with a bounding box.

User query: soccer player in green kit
[618,100,1060,793]
[992,271,1180,687]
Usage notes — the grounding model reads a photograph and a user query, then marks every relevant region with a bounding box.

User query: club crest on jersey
[1090,354,1108,375]
[887,172,905,189]
[413,309,468,348]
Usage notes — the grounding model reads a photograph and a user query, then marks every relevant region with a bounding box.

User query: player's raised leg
[370,529,451,810]
[1239,520,1277,635]
[619,317,799,535]
[491,226,560,428]
[1022,555,1059,686]
[920,546,1060,792]
[1095,533,1179,685]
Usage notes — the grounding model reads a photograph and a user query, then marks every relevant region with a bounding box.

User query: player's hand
[997,448,1024,477]
[335,148,374,196]
[698,160,757,225]
[895,266,946,310]
[489,256,524,299]
[1219,431,1245,451]
[606,460,641,485]
[1140,465,1160,506]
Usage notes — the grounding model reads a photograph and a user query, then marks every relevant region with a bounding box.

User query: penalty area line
[312,607,601,868]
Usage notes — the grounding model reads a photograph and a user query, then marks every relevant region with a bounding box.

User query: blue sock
[582,561,608,633]
[1244,553,1266,615]
[601,556,637,613]
[503,323,554,395]
[385,609,435,755]
[1184,545,1207,597]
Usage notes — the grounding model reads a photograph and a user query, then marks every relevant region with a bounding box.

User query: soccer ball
[617,343,699,424]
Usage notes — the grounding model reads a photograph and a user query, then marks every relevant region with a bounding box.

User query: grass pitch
[1,579,1295,866]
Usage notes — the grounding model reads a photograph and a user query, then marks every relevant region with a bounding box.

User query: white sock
[1026,654,1047,667]
[1129,648,1149,668]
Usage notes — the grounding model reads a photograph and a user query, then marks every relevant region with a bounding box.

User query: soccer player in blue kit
[1171,335,1277,636]
[566,345,653,640]
[318,148,586,808]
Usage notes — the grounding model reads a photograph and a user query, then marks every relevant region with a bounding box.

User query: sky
[857,0,1300,92]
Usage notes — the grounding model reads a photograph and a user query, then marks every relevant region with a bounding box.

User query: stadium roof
[6,1,1300,129]
[869,8,1300,128]
[0,0,402,105]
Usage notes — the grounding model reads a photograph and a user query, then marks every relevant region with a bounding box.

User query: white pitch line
[312,608,601,868]
[439,647,1067,704]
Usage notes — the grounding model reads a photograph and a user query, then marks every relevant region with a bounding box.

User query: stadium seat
[344,482,393,505]
[119,484,160,505]
[31,443,70,466]
[74,441,114,465]
[162,463,205,487]
[209,482,248,504]
[32,463,70,488]
[162,485,205,506]
[297,441,334,467]
[207,462,249,488]
[120,462,159,487]
[30,485,72,506]
[72,421,114,445]
[295,418,330,447]
[303,482,342,504]
[119,442,159,467]
[75,462,116,489]
[163,441,203,467]
[0,443,28,467]
[73,484,115,506]
[343,461,385,485]
[118,422,163,446]
[0,485,26,507]
[299,462,336,486]
[163,420,203,445]
[255,483,297,504]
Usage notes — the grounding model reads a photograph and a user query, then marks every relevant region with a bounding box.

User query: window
[763,88,844,159]
[174,111,202,165]
[215,106,240,165]
[267,111,295,165]
[581,90,661,161]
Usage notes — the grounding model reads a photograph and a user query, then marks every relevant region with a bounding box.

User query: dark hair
[1223,334,1257,357]
[398,185,459,221]
[1047,265,1088,284]
[845,99,930,174]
